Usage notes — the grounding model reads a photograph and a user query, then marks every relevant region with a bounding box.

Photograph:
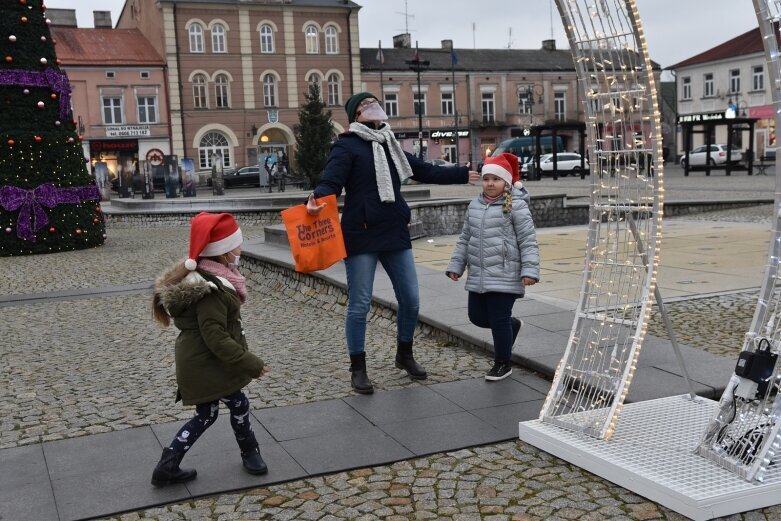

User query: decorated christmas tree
[0,0,105,256]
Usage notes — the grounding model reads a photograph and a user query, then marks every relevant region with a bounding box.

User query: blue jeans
[344,249,420,355]
[468,291,518,362]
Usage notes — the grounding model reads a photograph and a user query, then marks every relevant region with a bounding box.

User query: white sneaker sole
[485,368,513,381]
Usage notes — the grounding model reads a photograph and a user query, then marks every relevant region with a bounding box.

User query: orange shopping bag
[280,194,347,273]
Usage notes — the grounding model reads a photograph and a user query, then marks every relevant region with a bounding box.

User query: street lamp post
[517,84,544,179]
[406,42,430,159]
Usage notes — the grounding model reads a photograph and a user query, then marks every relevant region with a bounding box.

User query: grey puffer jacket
[446,188,540,295]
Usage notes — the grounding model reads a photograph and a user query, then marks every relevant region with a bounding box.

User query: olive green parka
[155,267,264,405]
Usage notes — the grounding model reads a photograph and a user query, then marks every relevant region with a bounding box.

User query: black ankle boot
[238,436,268,475]
[349,352,374,394]
[151,447,197,487]
[395,340,427,380]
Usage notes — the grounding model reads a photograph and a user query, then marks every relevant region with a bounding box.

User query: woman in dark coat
[149,212,268,486]
[307,92,480,394]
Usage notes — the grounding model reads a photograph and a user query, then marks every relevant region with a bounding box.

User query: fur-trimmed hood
[155,268,219,318]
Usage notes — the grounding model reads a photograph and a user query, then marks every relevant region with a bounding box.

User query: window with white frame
[413,92,426,116]
[682,76,691,100]
[305,25,319,54]
[102,96,122,124]
[704,73,714,97]
[188,24,204,53]
[441,92,454,115]
[554,91,566,121]
[211,23,226,53]
[192,74,207,108]
[198,132,231,169]
[327,74,340,105]
[481,92,495,122]
[137,95,157,123]
[384,93,398,117]
[730,69,740,94]
[260,24,274,53]
[307,74,322,99]
[753,65,764,91]
[262,74,276,107]
[324,26,338,54]
[214,74,230,108]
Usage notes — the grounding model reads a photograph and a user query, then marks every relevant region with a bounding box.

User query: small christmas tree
[294,81,334,187]
[0,0,105,256]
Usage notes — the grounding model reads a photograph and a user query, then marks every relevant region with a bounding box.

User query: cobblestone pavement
[3,206,781,520]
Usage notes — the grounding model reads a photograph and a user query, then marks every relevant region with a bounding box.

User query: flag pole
[451,47,459,165]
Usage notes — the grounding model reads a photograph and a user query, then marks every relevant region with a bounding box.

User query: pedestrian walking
[306,91,481,394]
[150,212,268,487]
[446,153,540,381]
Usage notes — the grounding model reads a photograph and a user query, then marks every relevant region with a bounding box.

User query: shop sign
[90,139,138,153]
[146,148,165,166]
[676,112,725,124]
[430,130,470,138]
[394,131,430,139]
[105,125,151,137]
[749,105,776,120]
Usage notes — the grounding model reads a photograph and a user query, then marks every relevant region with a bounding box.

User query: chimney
[542,39,556,51]
[441,39,453,51]
[393,33,411,49]
[94,10,112,28]
[46,8,78,27]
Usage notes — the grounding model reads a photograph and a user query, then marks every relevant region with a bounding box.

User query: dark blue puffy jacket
[312,132,469,256]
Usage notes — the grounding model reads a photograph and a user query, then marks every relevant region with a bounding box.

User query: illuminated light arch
[539,0,664,439]
[695,0,781,482]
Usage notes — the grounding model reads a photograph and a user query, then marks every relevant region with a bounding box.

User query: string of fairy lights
[540,0,663,440]
[0,0,105,256]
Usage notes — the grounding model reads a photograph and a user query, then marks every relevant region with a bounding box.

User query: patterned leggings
[168,390,255,453]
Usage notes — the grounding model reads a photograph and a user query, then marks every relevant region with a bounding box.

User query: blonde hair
[151,261,191,326]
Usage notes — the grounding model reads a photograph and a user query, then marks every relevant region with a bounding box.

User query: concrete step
[265,221,427,247]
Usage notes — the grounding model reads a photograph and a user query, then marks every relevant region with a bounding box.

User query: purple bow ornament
[0,183,58,241]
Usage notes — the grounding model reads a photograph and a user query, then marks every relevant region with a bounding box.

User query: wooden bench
[756,150,776,176]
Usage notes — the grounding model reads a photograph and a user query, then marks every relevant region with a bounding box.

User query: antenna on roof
[395,0,415,35]
[472,22,476,49]
[507,27,513,49]
[549,0,554,40]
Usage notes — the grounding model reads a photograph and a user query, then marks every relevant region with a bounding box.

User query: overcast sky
[54,0,757,69]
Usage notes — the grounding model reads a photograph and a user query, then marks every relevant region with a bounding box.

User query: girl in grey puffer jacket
[447,153,540,381]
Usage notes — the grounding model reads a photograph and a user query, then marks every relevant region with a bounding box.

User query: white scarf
[348,122,413,202]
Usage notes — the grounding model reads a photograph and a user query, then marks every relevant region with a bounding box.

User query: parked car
[206,166,260,188]
[425,158,455,167]
[680,144,743,168]
[521,153,589,177]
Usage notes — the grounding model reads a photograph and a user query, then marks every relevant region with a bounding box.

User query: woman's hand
[468,171,481,184]
[306,193,327,215]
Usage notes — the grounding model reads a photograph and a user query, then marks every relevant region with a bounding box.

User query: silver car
[681,144,743,168]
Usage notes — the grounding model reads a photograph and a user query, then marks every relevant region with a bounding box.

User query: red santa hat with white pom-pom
[481,153,523,189]
[184,212,243,271]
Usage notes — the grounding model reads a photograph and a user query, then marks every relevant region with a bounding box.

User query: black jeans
[168,390,254,453]
[467,291,518,362]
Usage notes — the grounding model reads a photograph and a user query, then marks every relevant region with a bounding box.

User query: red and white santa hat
[184,212,243,270]
[481,153,523,189]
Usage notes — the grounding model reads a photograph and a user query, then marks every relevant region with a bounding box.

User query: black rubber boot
[395,340,427,380]
[349,352,374,394]
[151,447,197,487]
[238,436,268,475]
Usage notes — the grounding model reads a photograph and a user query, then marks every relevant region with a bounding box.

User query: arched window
[327,73,340,106]
[192,73,207,108]
[211,23,226,53]
[324,26,338,54]
[305,25,319,54]
[188,24,204,53]
[307,73,322,100]
[214,74,230,108]
[199,132,231,169]
[260,24,274,53]
[263,74,276,107]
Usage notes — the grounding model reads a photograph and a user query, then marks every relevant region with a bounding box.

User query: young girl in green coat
[150,212,268,487]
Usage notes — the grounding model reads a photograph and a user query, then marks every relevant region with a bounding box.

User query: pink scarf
[197,258,248,304]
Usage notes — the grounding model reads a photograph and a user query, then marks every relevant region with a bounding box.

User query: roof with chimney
[51,27,165,66]
[667,26,766,69]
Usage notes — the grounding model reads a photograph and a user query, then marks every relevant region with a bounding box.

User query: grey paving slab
[418,292,472,312]
[653,356,735,394]
[428,375,547,411]
[625,366,716,403]
[509,370,554,396]
[0,445,57,521]
[43,426,161,480]
[513,327,569,359]
[253,398,374,441]
[279,425,413,475]
[521,310,577,332]
[378,411,506,455]
[513,298,577,316]
[51,469,190,521]
[471,399,546,438]
[342,385,464,424]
